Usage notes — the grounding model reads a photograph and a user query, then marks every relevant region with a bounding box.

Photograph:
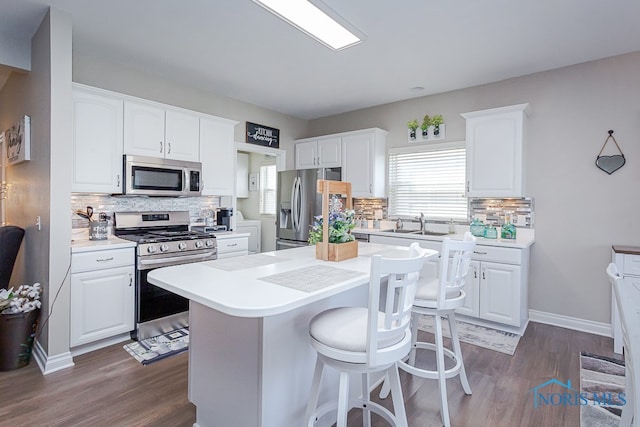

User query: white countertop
[70,229,136,253]
[354,226,535,249]
[213,231,250,239]
[148,243,438,318]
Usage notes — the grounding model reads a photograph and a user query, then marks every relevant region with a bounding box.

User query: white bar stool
[382,233,476,427]
[305,242,427,427]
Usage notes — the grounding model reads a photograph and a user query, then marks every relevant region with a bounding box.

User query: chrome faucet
[415,212,425,233]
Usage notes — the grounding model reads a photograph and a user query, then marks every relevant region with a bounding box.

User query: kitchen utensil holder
[89,221,109,240]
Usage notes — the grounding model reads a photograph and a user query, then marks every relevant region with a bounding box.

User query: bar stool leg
[448,314,472,395]
[336,371,350,427]
[434,315,451,427]
[387,364,408,427]
[362,373,371,427]
[305,358,324,426]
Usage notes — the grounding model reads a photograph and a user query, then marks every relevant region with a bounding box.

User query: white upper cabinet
[165,109,200,161]
[199,116,237,196]
[341,129,387,197]
[124,100,200,162]
[72,85,124,194]
[461,103,528,197]
[295,137,341,169]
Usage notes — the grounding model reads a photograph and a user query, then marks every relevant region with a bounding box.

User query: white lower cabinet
[216,235,249,259]
[369,234,529,331]
[236,220,262,254]
[70,247,135,347]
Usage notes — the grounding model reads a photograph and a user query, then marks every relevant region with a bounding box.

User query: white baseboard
[33,340,75,375]
[529,309,611,337]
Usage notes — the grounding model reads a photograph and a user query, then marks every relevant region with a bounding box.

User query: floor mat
[123,328,189,365]
[580,351,625,427]
[416,316,522,355]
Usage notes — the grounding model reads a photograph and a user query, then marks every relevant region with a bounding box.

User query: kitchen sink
[381,229,450,236]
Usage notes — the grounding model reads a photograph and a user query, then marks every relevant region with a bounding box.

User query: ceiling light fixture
[253,0,362,51]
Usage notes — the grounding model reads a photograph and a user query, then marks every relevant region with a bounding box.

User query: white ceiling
[2,0,640,120]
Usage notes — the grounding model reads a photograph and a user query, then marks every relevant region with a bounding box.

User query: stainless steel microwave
[123,155,202,196]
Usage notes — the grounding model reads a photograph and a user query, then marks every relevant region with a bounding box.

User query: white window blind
[388,144,467,220]
[259,164,277,215]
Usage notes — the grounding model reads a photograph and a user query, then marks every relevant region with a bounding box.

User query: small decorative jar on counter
[483,224,498,239]
[470,217,486,237]
[501,212,517,240]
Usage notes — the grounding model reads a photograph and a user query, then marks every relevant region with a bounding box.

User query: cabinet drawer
[623,254,640,276]
[472,245,522,265]
[72,248,135,273]
[217,237,249,254]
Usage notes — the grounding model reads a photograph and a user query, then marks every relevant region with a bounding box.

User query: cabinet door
[463,104,526,197]
[236,152,249,198]
[295,140,318,169]
[72,89,124,193]
[70,265,134,347]
[124,101,166,158]
[317,137,342,168]
[237,223,261,253]
[200,117,236,196]
[456,260,480,317]
[479,261,521,326]
[342,133,372,196]
[165,109,200,161]
[342,131,386,197]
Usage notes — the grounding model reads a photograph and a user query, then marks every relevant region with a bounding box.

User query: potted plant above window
[431,115,444,136]
[407,119,419,141]
[421,115,431,139]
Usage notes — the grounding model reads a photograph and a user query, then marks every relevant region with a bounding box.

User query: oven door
[137,269,188,324]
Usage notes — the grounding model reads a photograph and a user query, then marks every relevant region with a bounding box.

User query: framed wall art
[246,122,280,148]
[5,115,31,166]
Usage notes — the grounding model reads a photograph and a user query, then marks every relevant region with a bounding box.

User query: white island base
[188,287,368,427]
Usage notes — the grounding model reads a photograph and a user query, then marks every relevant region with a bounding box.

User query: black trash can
[0,309,40,371]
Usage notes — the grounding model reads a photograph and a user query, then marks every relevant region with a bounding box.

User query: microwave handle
[183,169,188,192]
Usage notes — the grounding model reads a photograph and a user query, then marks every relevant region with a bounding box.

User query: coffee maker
[216,208,233,230]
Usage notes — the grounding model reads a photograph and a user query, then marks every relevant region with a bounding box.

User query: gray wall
[308,52,640,326]
[0,8,73,357]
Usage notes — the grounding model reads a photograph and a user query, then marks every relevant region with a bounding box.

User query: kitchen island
[148,243,437,427]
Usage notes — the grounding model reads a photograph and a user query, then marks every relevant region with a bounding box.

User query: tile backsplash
[71,194,230,229]
[469,197,534,228]
[353,198,388,220]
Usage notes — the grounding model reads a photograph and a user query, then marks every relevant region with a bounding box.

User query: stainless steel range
[114,211,217,340]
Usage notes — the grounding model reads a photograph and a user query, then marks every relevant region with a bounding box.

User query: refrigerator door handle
[292,176,301,232]
[290,177,297,231]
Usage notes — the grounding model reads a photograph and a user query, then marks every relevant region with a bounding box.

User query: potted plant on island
[421,115,431,139]
[407,119,419,140]
[309,195,357,261]
[0,283,42,371]
[431,115,444,136]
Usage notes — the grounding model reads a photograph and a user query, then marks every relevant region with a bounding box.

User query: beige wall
[72,53,307,170]
[308,52,640,326]
[0,9,73,357]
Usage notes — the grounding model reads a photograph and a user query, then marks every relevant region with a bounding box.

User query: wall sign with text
[246,122,280,148]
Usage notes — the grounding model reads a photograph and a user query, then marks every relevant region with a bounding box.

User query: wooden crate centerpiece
[314,180,358,262]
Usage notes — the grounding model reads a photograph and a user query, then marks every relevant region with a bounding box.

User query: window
[388,142,467,220]
[259,164,277,215]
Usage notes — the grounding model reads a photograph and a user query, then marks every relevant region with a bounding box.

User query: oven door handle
[138,251,217,267]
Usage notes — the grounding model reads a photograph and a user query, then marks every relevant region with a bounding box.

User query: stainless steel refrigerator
[276,168,341,250]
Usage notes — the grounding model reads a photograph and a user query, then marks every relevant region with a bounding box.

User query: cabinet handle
[96,257,114,262]
[228,243,238,247]
[474,250,488,255]
[168,142,171,154]
[117,174,120,187]
[474,270,478,279]
[482,270,486,280]
[160,141,163,153]
[129,273,132,287]
[369,184,372,193]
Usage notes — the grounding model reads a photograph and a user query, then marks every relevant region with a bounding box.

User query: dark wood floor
[0,322,615,427]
